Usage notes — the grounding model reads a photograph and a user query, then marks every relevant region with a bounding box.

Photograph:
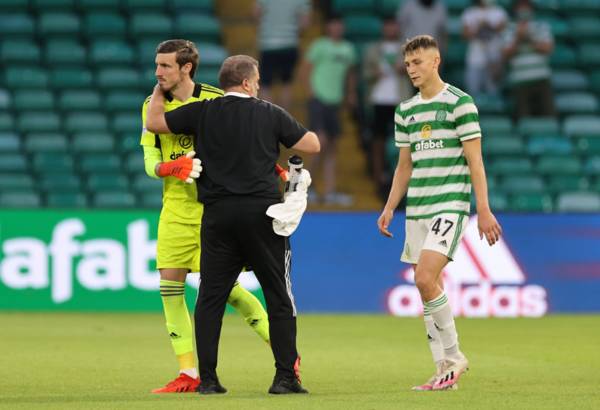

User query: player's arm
[377,147,412,238]
[146,85,171,134]
[463,138,501,246]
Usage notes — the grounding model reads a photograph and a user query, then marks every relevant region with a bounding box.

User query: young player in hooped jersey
[377,35,502,391]
[140,39,270,393]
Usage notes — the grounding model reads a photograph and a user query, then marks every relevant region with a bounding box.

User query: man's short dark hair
[156,39,199,78]
[218,55,259,89]
[403,35,439,55]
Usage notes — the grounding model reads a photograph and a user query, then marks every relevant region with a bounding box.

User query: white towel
[266,169,312,236]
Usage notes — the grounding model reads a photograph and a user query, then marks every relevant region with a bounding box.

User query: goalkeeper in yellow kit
[140,39,270,393]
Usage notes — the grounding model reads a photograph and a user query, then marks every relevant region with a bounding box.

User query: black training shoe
[197,380,227,395]
[268,377,308,394]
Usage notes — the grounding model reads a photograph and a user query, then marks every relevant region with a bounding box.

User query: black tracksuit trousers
[194,196,299,384]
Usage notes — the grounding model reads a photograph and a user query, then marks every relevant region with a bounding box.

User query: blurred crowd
[255,0,556,204]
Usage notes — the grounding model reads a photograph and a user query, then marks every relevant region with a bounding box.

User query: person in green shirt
[302,16,357,206]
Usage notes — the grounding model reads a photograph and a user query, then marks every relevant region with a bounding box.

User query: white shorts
[401,213,469,264]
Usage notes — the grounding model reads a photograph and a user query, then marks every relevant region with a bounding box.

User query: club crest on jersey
[435,110,447,121]
[420,124,432,139]
[178,135,193,149]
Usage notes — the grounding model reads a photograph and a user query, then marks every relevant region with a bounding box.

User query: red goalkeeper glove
[157,151,202,183]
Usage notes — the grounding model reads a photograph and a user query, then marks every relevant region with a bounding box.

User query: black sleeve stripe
[200,83,224,95]
[154,134,161,149]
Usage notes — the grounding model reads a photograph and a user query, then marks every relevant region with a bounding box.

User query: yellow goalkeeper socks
[160,279,196,374]
[227,281,270,344]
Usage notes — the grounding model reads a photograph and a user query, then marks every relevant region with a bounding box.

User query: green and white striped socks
[424,293,460,360]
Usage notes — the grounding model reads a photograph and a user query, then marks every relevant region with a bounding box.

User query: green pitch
[1,313,599,410]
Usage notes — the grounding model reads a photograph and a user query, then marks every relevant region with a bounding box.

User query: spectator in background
[397,0,447,55]
[462,0,508,97]
[255,0,311,111]
[363,18,413,198]
[503,0,555,119]
[302,16,357,206]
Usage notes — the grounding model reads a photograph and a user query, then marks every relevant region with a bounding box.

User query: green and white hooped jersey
[394,83,481,220]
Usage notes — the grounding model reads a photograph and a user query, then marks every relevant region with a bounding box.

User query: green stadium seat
[89,40,135,65]
[80,154,121,173]
[500,175,546,194]
[0,113,14,132]
[72,132,115,153]
[196,43,227,68]
[540,16,569,40]
[517,117,560,136]
[78,0,120,10]
[32,152,74,173]
[112,112,140,133]
[32,0,75,10]
[39,174,82,192]
[446,16,462,37]
[568,17,600,40]
[551,70,588,92]
[47,192,88,207]
[550,43,577,68]
[333,0,377,14]
[576,137,600,154]
[0,174,34,190]
[130,13,173,38]
[49,68,93,89]
[17,112,61,133]
[87,173,130,191]
[343,15,382,42]
[511,193,553,212]
[105,91,145,112]
[174,13,221,43]
[559,0,600,14]
[139,191,163,208]
[488,191,508,211]
[45,40,86,65]
[123,0,166,11]
[120,133,141,153]
[377,0,402,17]
[536,155,582,175]
[563,115,600,137]
[589,72,600,94]
[584,156,600,176]
[527,134,573,155]
[446,0,470,13]
[171,0,213,12]
[131,173,162,193]
[484,137,524,156]
[0,192,42,208]
[64,112,108,133]
[141,67,157,89]
[555,93,599,114]
[38,13,80,37]
[480,116,513,136]
[446,42,467,67]
[137,40,159,64]
[13,90,55,111]
[124,151,145,174]
[96,68,141,90]
[0,14,35,38]
[488,157,533,175]
[83,12,126,39]
[0,89,10,110]
[93,191,136,208]
[557,191,600,212]
[547,175,589,194]
[195,68,220,87]
[0,154,27,172]
[58,90,101,111]
[474,95,507,115]
[0,132,21,152]
[24,132,69,153]
[0,40,41,63]
[578,44,600,67]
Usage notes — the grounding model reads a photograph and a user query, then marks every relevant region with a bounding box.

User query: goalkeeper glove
[156,151,202,184]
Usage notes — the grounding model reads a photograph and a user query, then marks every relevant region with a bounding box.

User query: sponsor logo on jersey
[421,124,432,139]
[414,139,444,151]
[178,135,193,149]
[409,116,416,123]
[435,110,447,121]
[386,216,548,318]
[170,151,185,160]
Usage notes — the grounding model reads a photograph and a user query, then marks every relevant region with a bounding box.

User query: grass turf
[1,313,599,409]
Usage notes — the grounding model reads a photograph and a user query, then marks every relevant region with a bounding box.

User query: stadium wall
[1,211,599,316]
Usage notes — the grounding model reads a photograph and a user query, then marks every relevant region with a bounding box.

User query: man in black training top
[146,54,320,395]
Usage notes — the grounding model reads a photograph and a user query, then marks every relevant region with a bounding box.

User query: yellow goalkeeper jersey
[140,83,224,223]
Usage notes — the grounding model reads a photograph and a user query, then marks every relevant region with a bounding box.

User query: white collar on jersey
[224,91,251,98]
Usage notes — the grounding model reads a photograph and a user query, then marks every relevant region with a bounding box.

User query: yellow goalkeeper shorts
[156,218,200,272]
